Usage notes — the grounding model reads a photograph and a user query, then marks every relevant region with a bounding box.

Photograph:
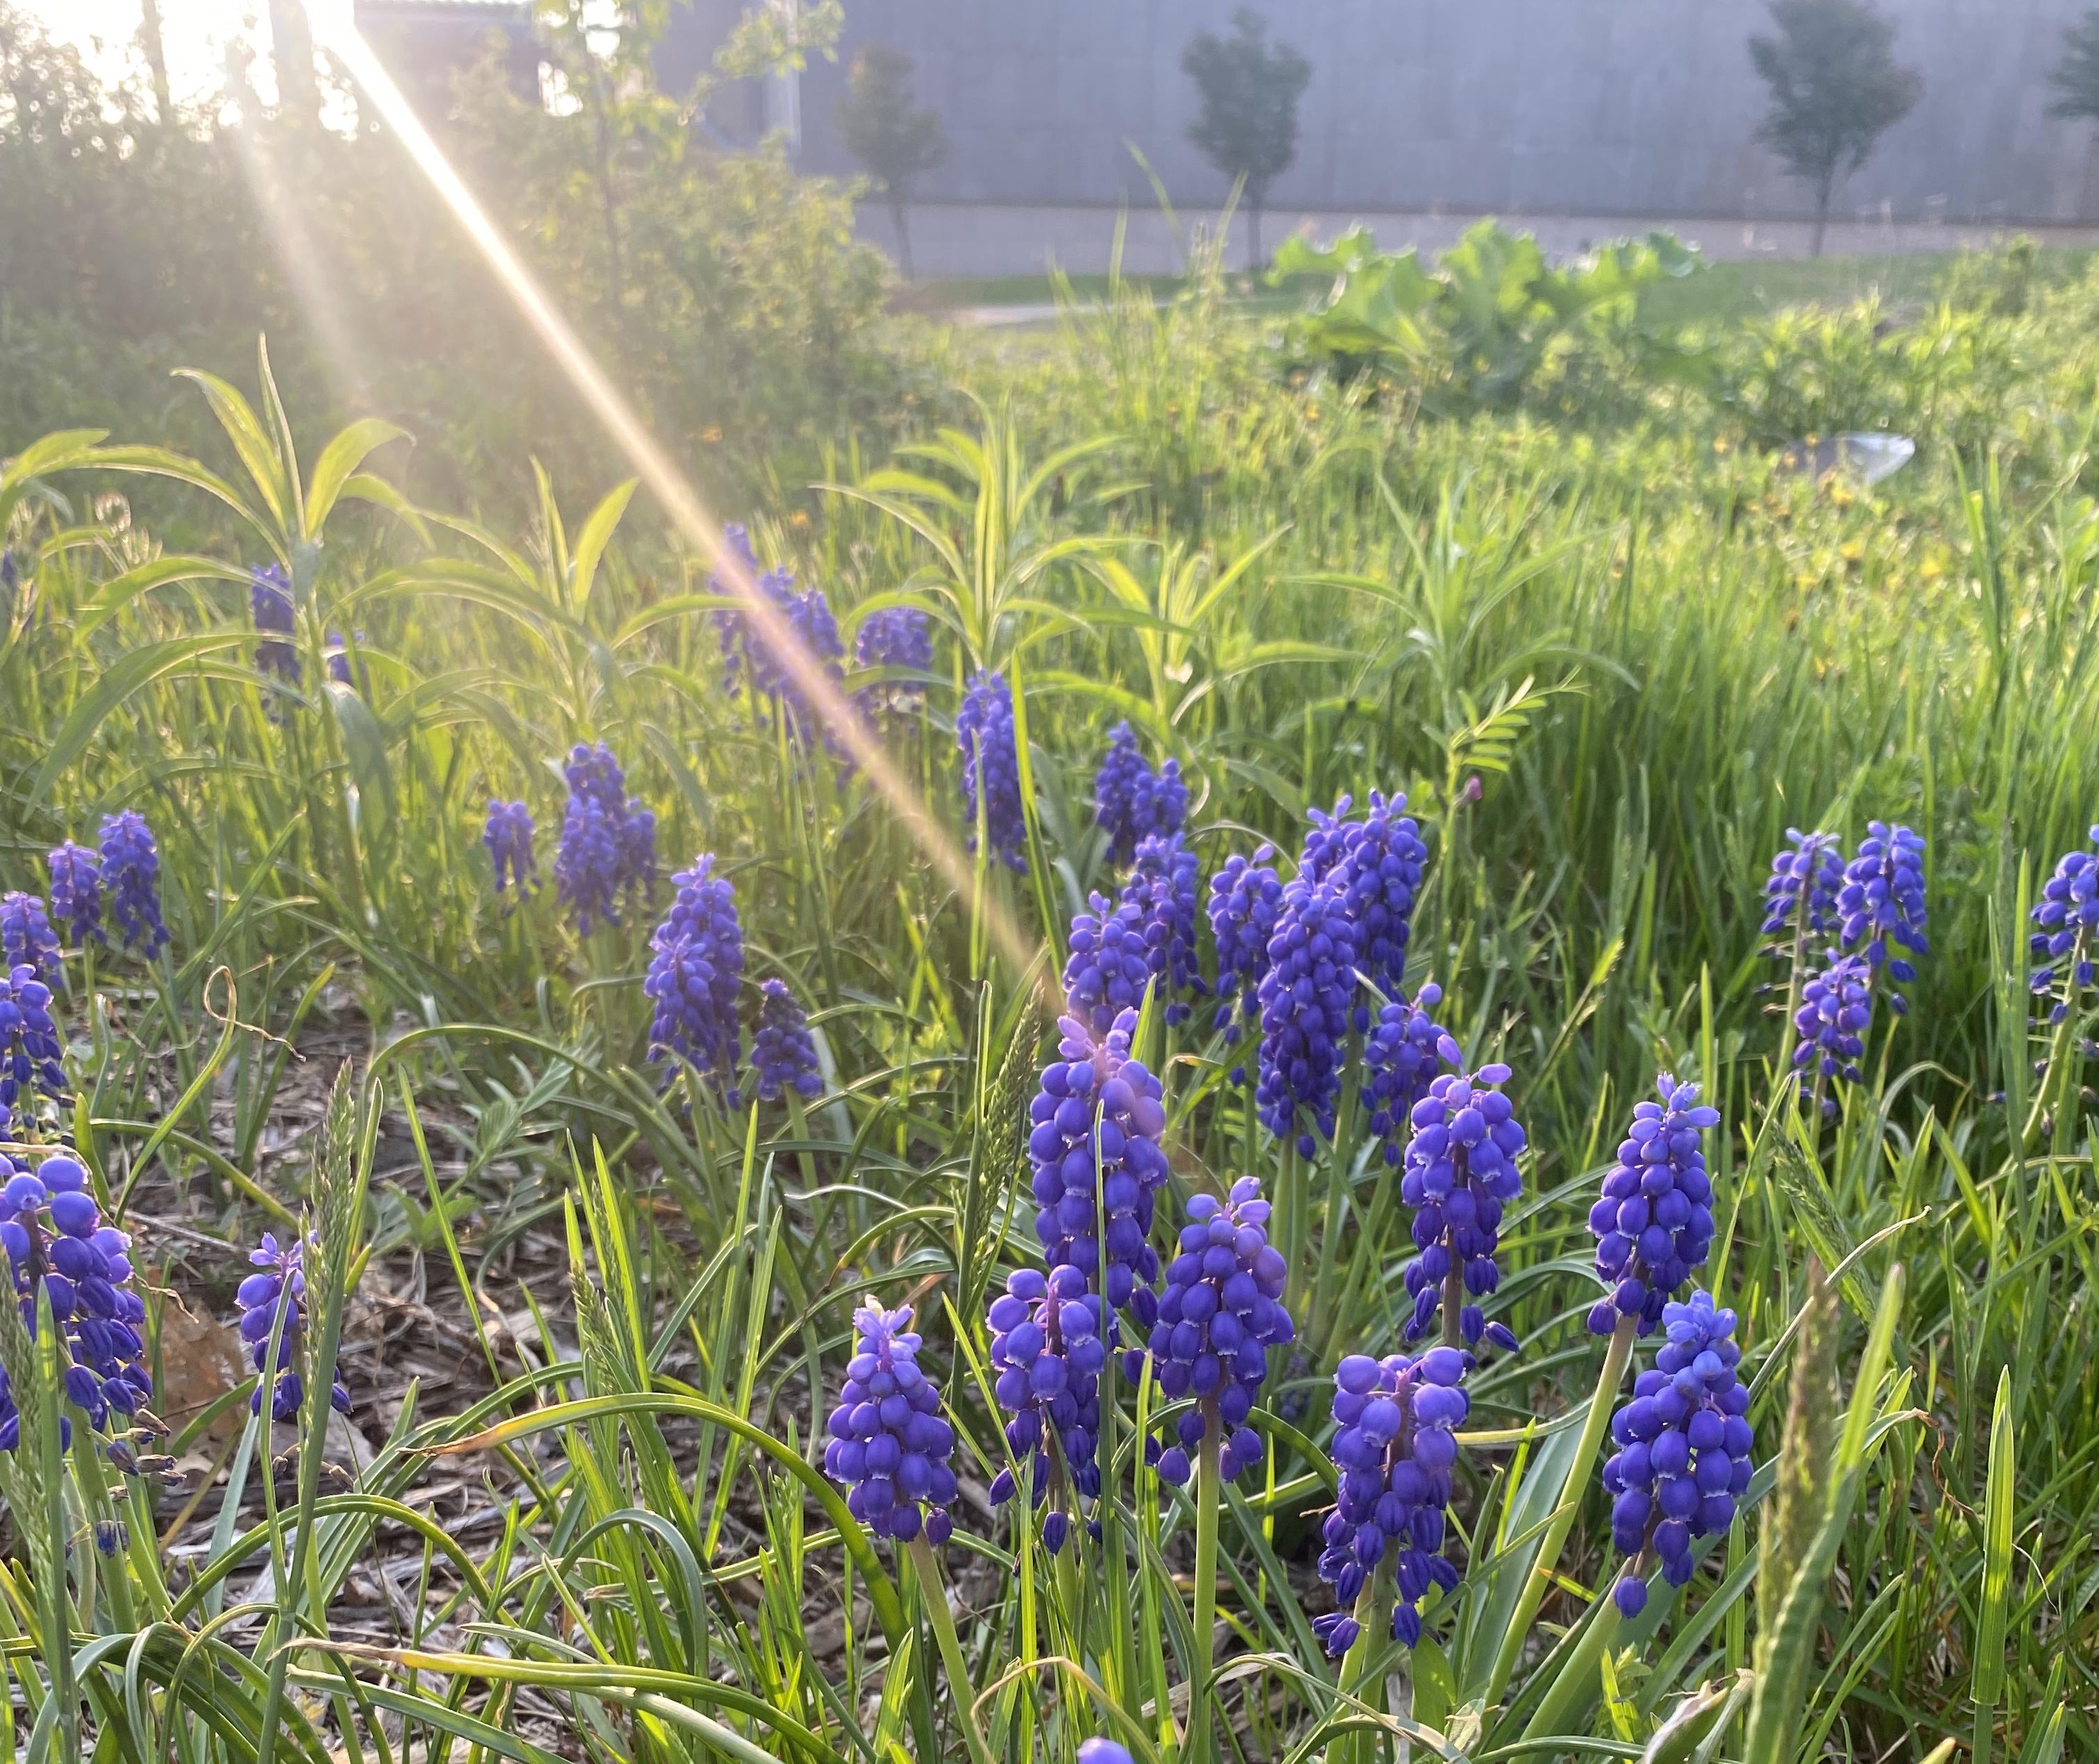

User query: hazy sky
[24,0,269,100]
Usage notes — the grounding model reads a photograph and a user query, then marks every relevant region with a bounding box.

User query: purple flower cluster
[1,894,61,990]
[99,812,168,957]
[1586,1076,1719,1337]
[751,978,821,1102]
[823,1301,958,1545]
[0,1154,151,1455]
[1313,1346,1468,1653]
[1323,792,1428,1026]
[1062,893,1154,1037]
[956,671,1027,873]
[2030,828,2099,1015]
[713,524,845,739]
[1028,1009,1170,1320]
[1398,1067,1524,1350]
[1603,1290,1753,1616]
[1790,952,1873,1112]
[251,563,299,684]
[236,1232,350,1422]
[1364,983,1460,1166]
[47,843,103,950]
[643,856,745,1102]
[1093,722,1186,866]
[1255,859,1360,1157]
[852,605,934,713]
[1146,1176,1293,1486]
[553,744,657,936]
[1837,821,1927,1009]
[1761,829,1844,941]
[1119,834,1204,1026]
[1207,846,1281,1065]
[483,800,538,899]
[0,965,63,1111]
[986,1263,1104,1552]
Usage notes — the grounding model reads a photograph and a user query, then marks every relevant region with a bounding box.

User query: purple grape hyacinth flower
[1837,821,1928,1011]
[956,671,1027,873]
[47,843,103,950]
[484,800,538,899]
[1255,855,1360,1157]
[751,978,822,1102]
[1313,1345,1469,1653]
[1207,845,1281,1069]
[1601,1289,1753,1616]
[2029,827,2099,1018]
[98,812,168,958]
[1146,1176,1294,1487]
[1028,1009,1170,1322]
[1093,722,1186,866]
[1761,829,1844,943]
[643,856,745,1102]
[1119,833,1204,1027]
[1585,1075,1719,1338]
[0,966,64,1112]
[1364,982,1461,1166]
[554,744,655,935]
[251,563,299,685]
[1324,791,1429,1028]
[1062,892,1154,1038]
[823,1300,959,1545]
[712,523,845,742]
[236,1232,351,1422]
[1398,1067,1524,1350]
[852,605,934,713]
[1,894,62,990]
[986,1263,1105,1552]
[1790,952,1873,1114]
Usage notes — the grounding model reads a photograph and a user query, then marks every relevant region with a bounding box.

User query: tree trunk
[892,196,914,282]
[1248,199,1263,273]
[138,0,174,126]
[1812,171,1833,258]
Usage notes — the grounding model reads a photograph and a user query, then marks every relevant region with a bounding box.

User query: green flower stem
[1183,1416,1224,1763]
[1483,1313,1637,1711]
[1325,1566,1392,1764]
[1514,1582,1626,1752]
[1309,1049,1364,1354]
[906,1533,997,1764]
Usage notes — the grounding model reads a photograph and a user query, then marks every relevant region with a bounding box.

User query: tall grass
[0,270,2095,1761]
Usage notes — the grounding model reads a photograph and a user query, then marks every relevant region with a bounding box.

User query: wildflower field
[4,224,2099,1764]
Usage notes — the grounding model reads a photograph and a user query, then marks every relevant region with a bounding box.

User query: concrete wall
[673,0,2099,224]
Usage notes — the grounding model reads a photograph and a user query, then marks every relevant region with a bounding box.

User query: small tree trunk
[1812,171,1833,258]
[138,0,174,126]
[1248,199,1263,272]
[891,195,914,282]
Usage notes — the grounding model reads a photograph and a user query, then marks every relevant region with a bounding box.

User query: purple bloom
[823,1300,959,1545]
[1364,982,1461,1165]
[957,671,1027,873]
[1028,1009,1170,1320]
[484,800,538,899]
[98,812,168,958]
[1585,1075,1719,1338]
[1313,1345,1469,1654]
[644,857,745,1102]
[1790,952,1873,1112]
[852,605,934,713]
[250,562,301,693]
[325,630,369,692]
[713,523,845,741]
[2029,827,2099,1016]
[1076,1745,1134,1764]
[46,843,103,950]
[554,744,655,935]
[0,894,61,990]
[1118,833,1204,1026]
[1762,829,1844,941]
[986,1263,1105,1551]
[1837,821,1927,1010]
[1207,846,1281,1066]
[1322,792,1428,1027]
[1094,722,1186,866]
[751,978,822,1102]
[1256,856,1359,1157]
[0,966,64,1112]
[0,1153,153,1461]
[1062,893,1154,1037]
[235,1232,350,1422]
[1398,1067,1524,1350]
[1146,1175,1295,1486]
[1601,1290,1752,1615]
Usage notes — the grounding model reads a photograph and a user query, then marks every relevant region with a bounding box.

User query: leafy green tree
[835,43,947,282]
[1748,0,1921,257]
[1181,7,1310,271]
[2048,9,2099,122]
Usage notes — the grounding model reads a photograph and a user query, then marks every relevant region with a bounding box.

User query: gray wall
[722,0,2099,223]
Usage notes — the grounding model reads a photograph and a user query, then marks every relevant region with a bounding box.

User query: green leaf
[1973,1368,2016,1731]
[30,632,253,804]
[305,417,410,536]
[174,366,292,533]
[568,477,639,614]
[329,678,396,846]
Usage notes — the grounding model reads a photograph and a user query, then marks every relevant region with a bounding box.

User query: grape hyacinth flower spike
[1601,1289,1752,1615]
[986,1263,1104,1552]
[711,523,845,741]
[0,1154,155,1459]
[1364,983,1461,1165]
[251,562,299,684]
[1,894,62,990]
[1791,952,1873,1116]
[47,843,103,950]
[554,744,655,935]
[99,811,169,958]
[1399,1066,1524,1350]
[1761,829,1844,946]
[852,605,933,713]
[236,1232,351,1422]
[2030,826,2099,1020]
[750,978,822,1102]
[1118,833,1203,1026]
[823,1300,958,1545]
[0,966,65,1112]
[484,800,538,900]
[1326,791,1430,1026]
[1314,1346,1468,1653]
[1093,721,1186,866]
[1837,821,1928,1011]
[1061,892,1153,1038]
[1075,1744,1133,1764]
[956,671,1027,873]
[1146,1175,1295,1487]
[1207,845,1280,1069]
[1586,1075,1719,1336]
[1256,850,1360,1157]
[1029,1008,1169,1322]
[643,856,745,1103]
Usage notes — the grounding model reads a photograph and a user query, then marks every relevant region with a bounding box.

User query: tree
[1748,0,1921,257]
[835,44,946,281]
[2048,9,2099,122]
[1181,7,1310,271]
